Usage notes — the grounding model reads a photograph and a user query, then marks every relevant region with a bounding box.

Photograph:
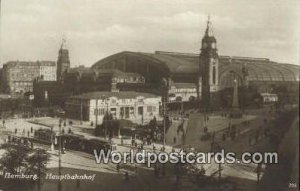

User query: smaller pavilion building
[65,91,162,125]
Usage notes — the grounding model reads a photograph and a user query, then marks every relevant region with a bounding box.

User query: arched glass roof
[228,58,299,82]
[92,51,300,82]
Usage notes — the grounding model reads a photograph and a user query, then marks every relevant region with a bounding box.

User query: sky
[0,0,299,67]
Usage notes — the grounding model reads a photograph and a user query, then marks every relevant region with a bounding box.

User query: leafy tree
[26,148,50,181]
[149,117,157,131]
[0,143,30,174]
[0,143,50,178]
[95,112,118,138]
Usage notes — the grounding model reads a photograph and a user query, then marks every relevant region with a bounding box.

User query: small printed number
[289,182,297,188]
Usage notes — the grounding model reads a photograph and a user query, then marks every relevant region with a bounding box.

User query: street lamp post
[102,95,109,140]
[163,97,166,146]
[58,121,62,191]
[50,127,54,151]
[161,79,168,147]
[80,100,83,125]
[211,141,223,184]
[95,99,98,129]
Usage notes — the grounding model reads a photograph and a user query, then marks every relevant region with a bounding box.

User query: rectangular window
[125,107,129,118]
[120,107,124,118]
[110,108,117,116]
[130,107,134,115]
[152,106,156,112]
[147,106,152,112]
[138,107,143,115]
[100,108,105,115]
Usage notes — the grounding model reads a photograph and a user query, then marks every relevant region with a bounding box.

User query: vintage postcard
[0,0,299,191]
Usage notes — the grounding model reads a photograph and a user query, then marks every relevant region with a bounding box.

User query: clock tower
[56,38,70,83]
[199,16,219,109]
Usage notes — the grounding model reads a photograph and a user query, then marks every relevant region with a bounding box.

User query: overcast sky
[0,0,299,67]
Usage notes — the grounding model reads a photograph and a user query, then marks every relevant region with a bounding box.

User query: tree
[95,112,118,138]
[0,143,49,177]
[148,117,158,140]
[0,143,50,190]
[0,143,30,174]
[26,148,50,182]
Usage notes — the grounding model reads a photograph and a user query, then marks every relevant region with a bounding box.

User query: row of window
[171,88,196,93]
[93,106,157,116]
[14,81,32,86]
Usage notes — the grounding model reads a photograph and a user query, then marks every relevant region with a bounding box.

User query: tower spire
[205,14,214,37]
[57,37,70,82]
[60,35,67,49]
[199,14,219,110]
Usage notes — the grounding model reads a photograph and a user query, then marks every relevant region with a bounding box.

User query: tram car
[33,128,56,145]
[56,134,111,154]
[33,128,112,155]
[7,135,31,148]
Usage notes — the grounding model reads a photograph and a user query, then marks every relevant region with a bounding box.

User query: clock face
[211,43,216,49]
[203,42,208,49]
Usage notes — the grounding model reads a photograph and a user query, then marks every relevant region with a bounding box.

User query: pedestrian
[134,164,138,174]
[162,165,166,176]
[156,167,160,178]
[76,179,80,188]
[200,165,206,175]
[116,163,120,173]
[204,126,208,133]
[173,137,177,144]
[30,127,33,133]
[15,128,17,134]
[175,174,179,183]
[124,172,129,180]
[255,130,259,143]
[27,131,30,137]
[222,133,226,141]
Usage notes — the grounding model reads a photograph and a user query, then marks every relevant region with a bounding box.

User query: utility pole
[95,99,98,129]
[101,95,108,140]
[163,96,166,146]
[80,100,83,125]
[58,121,62,191]
[104,101,107,140]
